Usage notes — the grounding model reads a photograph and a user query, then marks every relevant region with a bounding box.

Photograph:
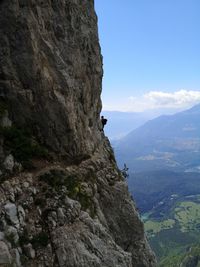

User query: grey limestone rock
[0,232,5,241]
[10,248,21,267]
[57,208,65,226]
[4,203,19,227]
[18,205,26,226]
[1,111,12,128]
[0,0,156,266]
[64,196,81,223]
[0,241,12,264]
[23,243,36,259]
[3,154,15,172]
[5,226,19,245]
[52,217,132,267]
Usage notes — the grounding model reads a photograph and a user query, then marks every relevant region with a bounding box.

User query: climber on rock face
[101,115,107,131]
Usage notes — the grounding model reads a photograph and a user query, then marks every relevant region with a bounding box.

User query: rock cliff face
[0,0,156,266]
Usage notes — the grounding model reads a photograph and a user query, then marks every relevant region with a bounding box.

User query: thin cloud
[144,90,200,107]
[103,90,200,112]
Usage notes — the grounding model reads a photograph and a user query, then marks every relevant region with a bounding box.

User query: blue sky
[95,0,200,112]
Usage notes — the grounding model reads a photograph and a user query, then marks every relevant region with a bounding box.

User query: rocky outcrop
[0,0,156,266]
[0,139,155,267]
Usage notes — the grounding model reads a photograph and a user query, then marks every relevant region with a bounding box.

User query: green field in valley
[143,195,200,266]
[145,219,175,236]
[174,201,200,232]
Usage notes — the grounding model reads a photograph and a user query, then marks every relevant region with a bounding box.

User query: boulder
[3,154,15,172]
[4,203,19,226]
[0,241,12,264]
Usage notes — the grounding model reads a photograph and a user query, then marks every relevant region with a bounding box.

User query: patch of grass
[145,219,175,237]
[158,248,185,267]
[158,244,200,267]
[144,195,200,264]
[174,201,200,232]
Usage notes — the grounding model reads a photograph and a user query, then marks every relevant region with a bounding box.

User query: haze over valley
[114,103,200,173]
[107,103,200,266]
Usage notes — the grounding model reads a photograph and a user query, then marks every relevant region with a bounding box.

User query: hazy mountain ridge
[115,103,200,172]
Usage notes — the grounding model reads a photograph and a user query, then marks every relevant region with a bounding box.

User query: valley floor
[142,194,200,266]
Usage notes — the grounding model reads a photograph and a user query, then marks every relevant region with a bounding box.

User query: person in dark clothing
[101,115,107,130]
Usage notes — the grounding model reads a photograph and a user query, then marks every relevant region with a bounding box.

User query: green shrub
[34,197,47,208]
[20,255,28,265]
[19,229,29,246]
[77,192,96,217]
[19,229,49,249]
[5,232,18,248]
[1,126,48,167]
[40,170,96,217]
[39,170,66,189]
[0,102,8,118]
[31,232,48,248]
[39,170,79,193]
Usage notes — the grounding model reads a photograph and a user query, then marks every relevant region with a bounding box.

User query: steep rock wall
[0,0,102,161]
[0,0,156,266]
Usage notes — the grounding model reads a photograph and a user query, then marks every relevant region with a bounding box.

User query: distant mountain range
[116,103,200,266]
[115,103,200,172]
[102,111,158,140]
